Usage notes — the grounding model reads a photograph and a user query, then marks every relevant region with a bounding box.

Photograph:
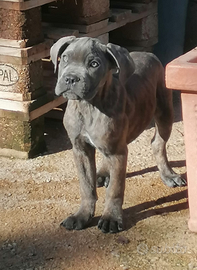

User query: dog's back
[107,43,164,88]
[129,51,164,86]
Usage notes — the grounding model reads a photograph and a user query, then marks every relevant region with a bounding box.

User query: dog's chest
[83,129,113,156]
[81,112,114,154]
[65,100,121,155]
[84,132,97,148]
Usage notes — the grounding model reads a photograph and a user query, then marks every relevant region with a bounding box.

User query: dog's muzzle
[55,73,82,100]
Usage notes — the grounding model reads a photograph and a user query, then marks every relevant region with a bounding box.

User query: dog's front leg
[61,137,97,230]
[98,147,128,233]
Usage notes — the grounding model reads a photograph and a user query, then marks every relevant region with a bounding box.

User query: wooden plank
[108,4,157,32]
[30,96,66,121]
[0,0,54,10]
[43,26,79,42]
[0,94,50,113]
[0,94,66,120]
[0,92,24,101]
[110,9,132,22]
[0,39,53,65]
[79,26,109,39]
[0,98,30,113]
[110,2,156,13]
[60,19,109,34]
[0,39,28,48]
[43,10,110,26]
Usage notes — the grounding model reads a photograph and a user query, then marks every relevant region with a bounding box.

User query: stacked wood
[110,0,158,52]
[43,0,110,25]
[0,0,59,158]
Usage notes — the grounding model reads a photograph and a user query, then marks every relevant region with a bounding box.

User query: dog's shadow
[90,160,188,231]
[125,160,188,230]
[123,189,188,231]
[90,188,188,231]
[91,188,188,231]
[126,160,186,178]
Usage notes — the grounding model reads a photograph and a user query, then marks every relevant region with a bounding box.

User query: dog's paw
[161,174,187,187]
[98,216,123,233]
[60,214,91,231]
[96,175,110,188]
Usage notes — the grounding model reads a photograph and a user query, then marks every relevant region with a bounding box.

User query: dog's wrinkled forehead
[61,37,104,62]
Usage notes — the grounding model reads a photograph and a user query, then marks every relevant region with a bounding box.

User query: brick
[45,0,110,24]
[0,7,44,46]
[0,113,46,157]
[0,60,44,101]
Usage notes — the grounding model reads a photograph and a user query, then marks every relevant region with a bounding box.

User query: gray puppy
[50,36,186,233]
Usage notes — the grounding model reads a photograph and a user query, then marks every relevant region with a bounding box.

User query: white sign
[0,64,19,86]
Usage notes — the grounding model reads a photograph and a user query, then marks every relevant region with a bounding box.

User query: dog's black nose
[65,75,80,86]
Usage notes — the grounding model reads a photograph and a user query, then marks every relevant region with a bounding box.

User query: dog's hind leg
[152,88,186,187]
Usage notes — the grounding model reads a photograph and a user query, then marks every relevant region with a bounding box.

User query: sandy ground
[0,95,197,270]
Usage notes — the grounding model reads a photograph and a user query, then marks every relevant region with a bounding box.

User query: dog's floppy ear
[106,43,121,75]
[106,43,135,76]
[50,36,76,72]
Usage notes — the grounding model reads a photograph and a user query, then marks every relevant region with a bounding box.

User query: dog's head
[50,36,122,100]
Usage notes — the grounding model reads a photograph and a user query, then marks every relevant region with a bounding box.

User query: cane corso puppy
[50,36,186,233]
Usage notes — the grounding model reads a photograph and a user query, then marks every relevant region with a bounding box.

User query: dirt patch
[0,97,197,270]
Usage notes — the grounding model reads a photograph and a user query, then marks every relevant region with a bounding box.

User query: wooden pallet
[42,3,157,41]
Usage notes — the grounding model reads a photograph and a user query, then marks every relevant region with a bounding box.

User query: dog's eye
[89,60,100,68]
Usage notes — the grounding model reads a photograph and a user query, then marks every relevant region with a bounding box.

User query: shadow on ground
[1,187,188,270]
[124,189,188,231]
[126,160,186,178]
[44,118,72,155]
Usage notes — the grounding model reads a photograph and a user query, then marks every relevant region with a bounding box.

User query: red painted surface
[166,47,197,91]
[166,48,197,233]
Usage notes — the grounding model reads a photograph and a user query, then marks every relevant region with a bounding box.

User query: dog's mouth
[62,91,81,100]
[55,76,98,101]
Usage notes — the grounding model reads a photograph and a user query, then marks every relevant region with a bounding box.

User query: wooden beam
[0,0,55,10]
[30,96,66,121]
[0,39,28,48]
[0,39,53,65]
